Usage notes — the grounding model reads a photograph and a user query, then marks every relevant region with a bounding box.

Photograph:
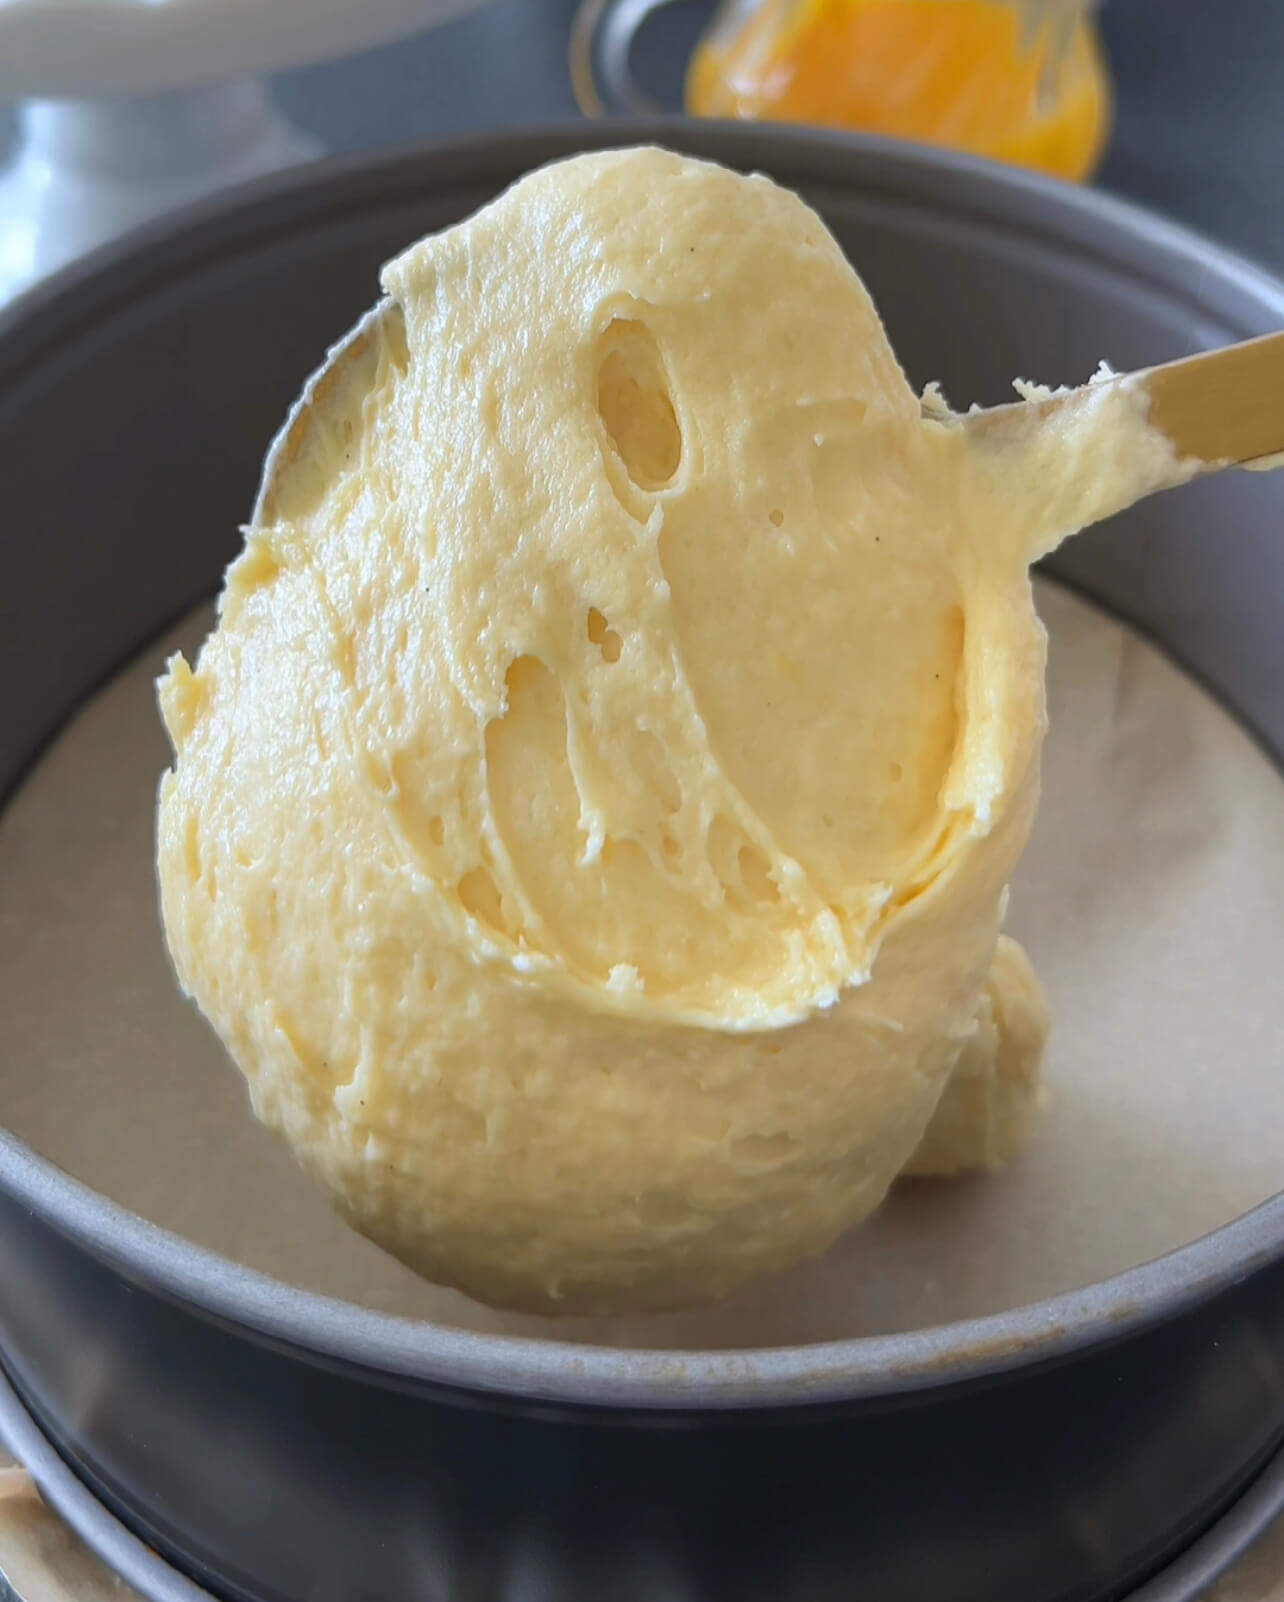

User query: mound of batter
[156,148,1186,1313]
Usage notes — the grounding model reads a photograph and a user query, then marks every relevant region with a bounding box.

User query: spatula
[960,329,1284,472]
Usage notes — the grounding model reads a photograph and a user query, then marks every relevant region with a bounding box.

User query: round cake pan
[0,123,1282,1602]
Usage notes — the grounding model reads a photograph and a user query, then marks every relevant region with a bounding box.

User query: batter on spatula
[156,148,1194,1314]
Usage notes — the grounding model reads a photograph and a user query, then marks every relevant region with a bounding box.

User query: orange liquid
[686,0,1111,182]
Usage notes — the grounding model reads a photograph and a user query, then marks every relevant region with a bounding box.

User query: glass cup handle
[571,0,691,117]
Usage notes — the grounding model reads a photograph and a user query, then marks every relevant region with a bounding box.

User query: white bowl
[0,0,489,99]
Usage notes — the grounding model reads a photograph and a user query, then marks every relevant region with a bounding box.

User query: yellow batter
[156,148,1190,1314]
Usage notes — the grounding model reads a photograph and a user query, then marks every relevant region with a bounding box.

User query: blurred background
[0,0,1281,310]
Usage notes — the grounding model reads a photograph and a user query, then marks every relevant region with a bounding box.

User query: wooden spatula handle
[1141,329,1284,468]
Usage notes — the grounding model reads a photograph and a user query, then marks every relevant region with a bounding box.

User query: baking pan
[0,123,1282,1602]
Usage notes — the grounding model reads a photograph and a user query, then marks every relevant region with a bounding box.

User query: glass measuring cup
[572,0,1111,182]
